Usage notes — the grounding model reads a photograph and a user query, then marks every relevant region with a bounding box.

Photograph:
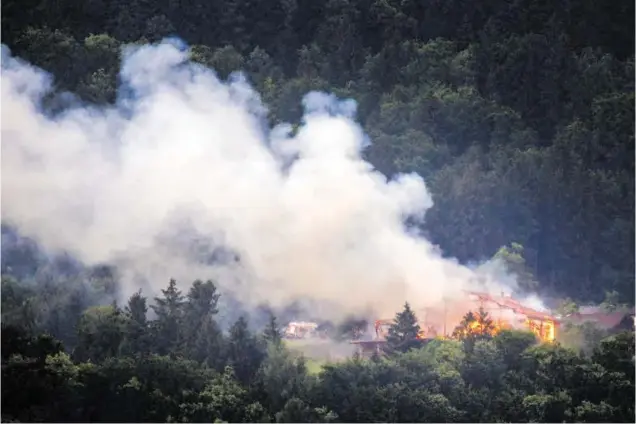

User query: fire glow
[372,291,559,343]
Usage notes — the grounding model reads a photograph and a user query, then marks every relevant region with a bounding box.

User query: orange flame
[373,305,558,343]
[451,315,556,343]
[453,317,506,339]
[525,318,556,342]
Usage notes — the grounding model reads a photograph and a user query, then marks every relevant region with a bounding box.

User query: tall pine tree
[262,313,282,347]
[150,279,184,356]
[385,302,421,354]
[182,279,225,367]
[120,289,150,357]
[227,316,266,384]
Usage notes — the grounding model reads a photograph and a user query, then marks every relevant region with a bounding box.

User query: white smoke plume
[1,39,518,320]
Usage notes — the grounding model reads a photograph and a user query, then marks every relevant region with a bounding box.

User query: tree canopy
[1,0,634,422]
[2,0,633,306]
[2,278,634,422]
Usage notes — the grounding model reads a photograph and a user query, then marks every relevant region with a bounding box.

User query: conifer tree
[121,289,150,356]
[263,312,282,347]
[385,302,421,354]
[151,279,185,355]
[227,316,266,384]
[181,279,222,358]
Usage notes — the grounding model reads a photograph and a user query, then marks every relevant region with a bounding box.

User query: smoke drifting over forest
[2,39,521,320]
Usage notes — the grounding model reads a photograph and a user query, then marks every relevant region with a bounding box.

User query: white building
[283,321,319,339]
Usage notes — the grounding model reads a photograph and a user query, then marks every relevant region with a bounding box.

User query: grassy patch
[283,338,354,374]
[305,358,325,375]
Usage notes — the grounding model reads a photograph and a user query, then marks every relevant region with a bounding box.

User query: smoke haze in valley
[1,39,525,321]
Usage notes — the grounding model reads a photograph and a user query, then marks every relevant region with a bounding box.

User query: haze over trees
[1,0,634,422]
[2,278,635,422]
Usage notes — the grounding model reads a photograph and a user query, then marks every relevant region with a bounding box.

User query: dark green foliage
[2,0,634,306]
[227,316,267,385]
[1,0,634,422]
[151,278,185,355]
[385,302,422,354]
[73,304,127,362]
[120,290,151,357]
[592,331,635,382]
[1,278,635,423]
[263,312,283,346]
[1,324,64,362]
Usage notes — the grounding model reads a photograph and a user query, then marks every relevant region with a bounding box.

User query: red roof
[566,310,635,329]
[465,291,558,322]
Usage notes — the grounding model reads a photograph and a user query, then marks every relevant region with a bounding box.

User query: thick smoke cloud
[1,39,514,320]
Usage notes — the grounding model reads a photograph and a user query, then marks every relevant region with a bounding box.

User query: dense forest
[2,0,634,304]
[2,276,635,423]
[1,0,635,422]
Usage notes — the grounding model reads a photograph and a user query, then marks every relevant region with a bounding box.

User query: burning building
[351,291,560,357]
[460,291,559,343]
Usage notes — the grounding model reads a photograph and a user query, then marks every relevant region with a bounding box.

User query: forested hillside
[2,276,635,422]
[2,0,634,303]
[1,0,635,422]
